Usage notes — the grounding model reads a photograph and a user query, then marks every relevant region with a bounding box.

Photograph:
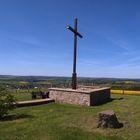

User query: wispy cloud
[106,36,130,51]
[78,58,103,66]
[128,56,140,62]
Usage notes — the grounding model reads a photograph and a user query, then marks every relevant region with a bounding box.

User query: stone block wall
[49,88,90,106]
[90,88,110,105]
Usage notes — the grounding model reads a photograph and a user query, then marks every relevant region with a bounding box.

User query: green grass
[9,89,32,101]
[0,94,140,140]
[12,92,32,101]
[10,89,49,101]
[10,89,44,101]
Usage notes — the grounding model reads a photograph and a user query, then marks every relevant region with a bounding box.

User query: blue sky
[0,0,140,78]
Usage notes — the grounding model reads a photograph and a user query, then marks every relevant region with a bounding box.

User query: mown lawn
[0,94,140,140]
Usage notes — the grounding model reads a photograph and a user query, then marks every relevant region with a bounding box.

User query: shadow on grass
[111,97,124,101]
[0,114,34,121]
[92,97,124,106]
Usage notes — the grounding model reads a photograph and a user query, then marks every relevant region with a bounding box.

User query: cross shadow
[110,97,124,101]
[0,114,34,121]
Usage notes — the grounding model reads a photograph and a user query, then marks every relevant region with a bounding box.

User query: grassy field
[10,90,32,101]
[12,89,140,102]
[0,94,140,140]
[12,92,32,101]
[10,89,46,101]
[9,88,50,101]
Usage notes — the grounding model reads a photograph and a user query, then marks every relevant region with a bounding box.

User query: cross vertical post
[67,18,83,89]
[72,18,77,89]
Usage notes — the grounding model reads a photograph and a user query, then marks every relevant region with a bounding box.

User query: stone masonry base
[49,87,110,106]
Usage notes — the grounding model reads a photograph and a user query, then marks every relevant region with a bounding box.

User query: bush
[0,87,16,118]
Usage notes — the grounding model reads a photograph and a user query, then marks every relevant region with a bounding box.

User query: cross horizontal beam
[67,26,83,38]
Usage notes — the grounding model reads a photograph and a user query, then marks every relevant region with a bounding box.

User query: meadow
[11,89,140,102]
[0,94,140,140]
[0,76,140,140]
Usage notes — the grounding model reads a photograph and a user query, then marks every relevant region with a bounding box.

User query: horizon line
[0,74,140,80]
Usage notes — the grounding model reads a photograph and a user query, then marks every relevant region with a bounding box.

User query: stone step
[17,98,55,107]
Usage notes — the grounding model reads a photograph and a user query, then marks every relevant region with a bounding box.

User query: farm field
[111,90,140,95]
[0,94,140,140]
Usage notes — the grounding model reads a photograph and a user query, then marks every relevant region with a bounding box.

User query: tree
[0,87,16,118]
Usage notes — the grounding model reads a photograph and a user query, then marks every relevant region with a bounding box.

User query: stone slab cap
[49,87,110,94]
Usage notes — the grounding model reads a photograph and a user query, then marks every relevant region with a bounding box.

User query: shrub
[0,87,16,118]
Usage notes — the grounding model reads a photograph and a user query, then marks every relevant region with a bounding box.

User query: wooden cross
[67,18,83,89]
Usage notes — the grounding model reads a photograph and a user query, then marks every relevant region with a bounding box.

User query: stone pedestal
[49,87,110,106]
[97,110,123,128]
